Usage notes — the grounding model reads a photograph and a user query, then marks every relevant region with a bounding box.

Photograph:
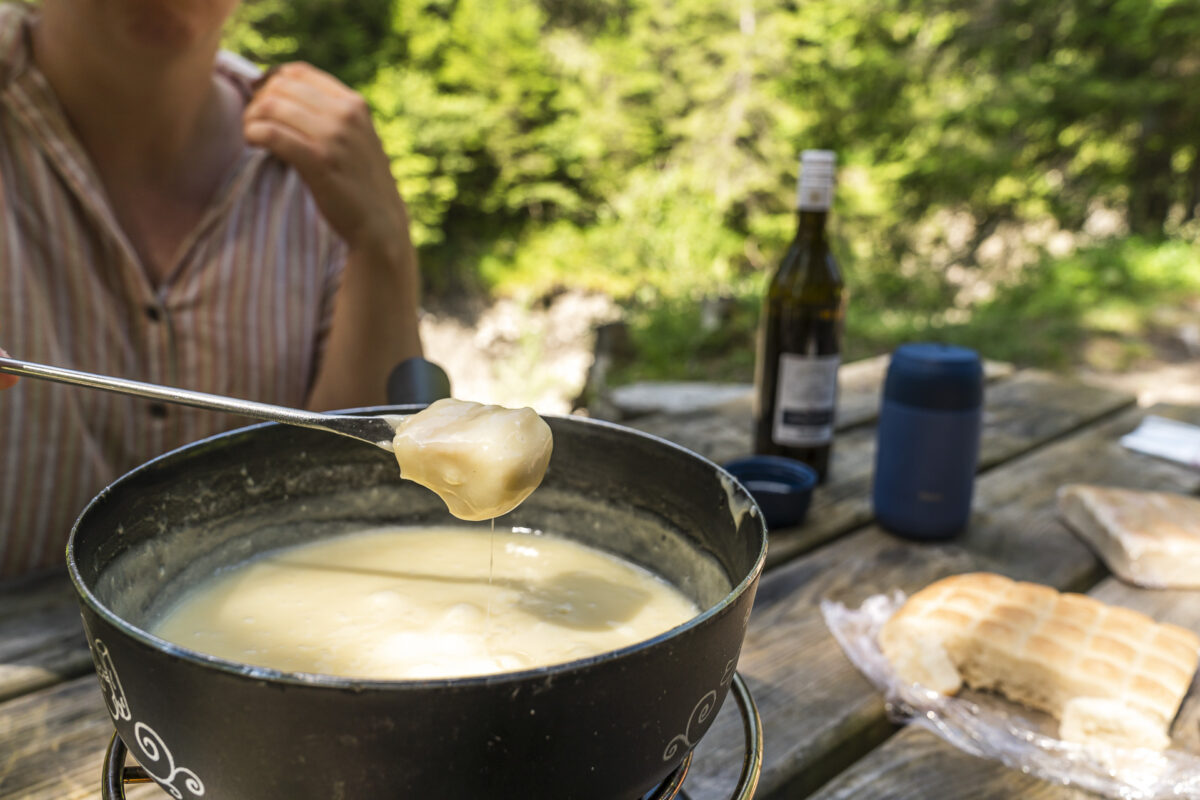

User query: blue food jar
[872,343,984,540]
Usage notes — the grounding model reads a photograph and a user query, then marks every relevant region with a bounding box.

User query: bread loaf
[1057,484,1200,589]
[878,572,1199,751]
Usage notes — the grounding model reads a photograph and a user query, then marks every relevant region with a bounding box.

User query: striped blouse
[0,5,346,577]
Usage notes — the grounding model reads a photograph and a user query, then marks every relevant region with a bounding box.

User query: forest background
[224,0,1200,399]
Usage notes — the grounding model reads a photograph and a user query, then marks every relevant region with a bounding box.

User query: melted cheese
[152,526,698,680]
[391,399,553,521]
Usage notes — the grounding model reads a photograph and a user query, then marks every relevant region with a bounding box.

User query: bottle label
[796,178,833,211]
[772,353,840,446]
[797,150,836,211]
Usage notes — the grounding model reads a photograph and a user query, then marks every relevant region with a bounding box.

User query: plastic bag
[820,592,1200,799]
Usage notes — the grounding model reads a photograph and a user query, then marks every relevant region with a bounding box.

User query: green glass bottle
[753,150,845,481]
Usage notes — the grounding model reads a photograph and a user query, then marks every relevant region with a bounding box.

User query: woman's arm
[243,63,422,410]
[306,211,422,411]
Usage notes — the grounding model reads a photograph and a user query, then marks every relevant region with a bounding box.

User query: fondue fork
[0,355,405,451]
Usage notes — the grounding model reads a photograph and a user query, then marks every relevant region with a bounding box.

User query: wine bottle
[753,149,845,481]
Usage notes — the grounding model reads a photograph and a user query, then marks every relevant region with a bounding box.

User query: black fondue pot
[69,411,766,800]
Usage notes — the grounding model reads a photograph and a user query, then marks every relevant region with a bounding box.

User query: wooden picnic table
[2,355,1198,799]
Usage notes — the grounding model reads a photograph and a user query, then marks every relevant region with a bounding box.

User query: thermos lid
[722,456,817,530]
[883,343,983,411]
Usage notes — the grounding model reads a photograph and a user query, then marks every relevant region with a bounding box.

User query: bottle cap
[882,343,983,412]
[797,150,836,211]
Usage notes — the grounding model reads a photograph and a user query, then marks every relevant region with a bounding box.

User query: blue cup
[872,343,983,540]
[723,456,817,530]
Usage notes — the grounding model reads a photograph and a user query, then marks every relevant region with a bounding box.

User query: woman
[0,0,423,575]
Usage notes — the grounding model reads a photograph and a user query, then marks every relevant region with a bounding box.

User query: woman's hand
[243,62,407,258]
[0,349,17,391]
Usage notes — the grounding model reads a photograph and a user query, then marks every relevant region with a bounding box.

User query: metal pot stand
[102,672,763,800]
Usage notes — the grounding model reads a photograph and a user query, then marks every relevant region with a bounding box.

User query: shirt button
[145,305,162,322]
[148,403,169,420]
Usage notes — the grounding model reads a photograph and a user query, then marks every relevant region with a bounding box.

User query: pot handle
[386,357,452,406]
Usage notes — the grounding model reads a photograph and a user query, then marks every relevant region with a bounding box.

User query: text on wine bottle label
[772,353,840,446]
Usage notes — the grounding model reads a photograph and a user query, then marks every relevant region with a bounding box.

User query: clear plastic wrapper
[821,592,1200,799]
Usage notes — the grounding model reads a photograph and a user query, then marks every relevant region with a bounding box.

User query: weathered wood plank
[681,403,1200,800]
[0,367,1005,720]
[802,727,1103,800]
[0,675,162,799]
[625,357,1014,464]
[764,370,1134,568]
[0,370,1166,800]
[0,371,1132,800]
[953,403,1200,590]
[627,370,1134,570]
[682,528,982,800]
[0,570,92,704]
[806,578,1200,800]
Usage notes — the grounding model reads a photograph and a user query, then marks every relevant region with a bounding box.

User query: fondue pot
[69,411,766,800]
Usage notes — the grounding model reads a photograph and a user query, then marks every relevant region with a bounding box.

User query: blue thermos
[872,343,984,540]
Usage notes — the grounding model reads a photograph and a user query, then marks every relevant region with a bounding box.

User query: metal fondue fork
[0,355,405,451]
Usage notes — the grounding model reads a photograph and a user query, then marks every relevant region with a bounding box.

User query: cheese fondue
[151,526,699,680]
[390,398,553,521]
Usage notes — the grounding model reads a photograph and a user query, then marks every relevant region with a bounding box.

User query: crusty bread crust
[878,572,1199,750]
[1057,484,1200,589]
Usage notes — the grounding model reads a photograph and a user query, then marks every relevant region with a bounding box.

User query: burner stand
[103,672,762,800]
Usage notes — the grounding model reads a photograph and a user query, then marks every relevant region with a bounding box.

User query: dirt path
[419,291,620,414]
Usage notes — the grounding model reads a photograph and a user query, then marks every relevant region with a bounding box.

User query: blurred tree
[224,0,396,87]
[854,0,1200,239]
[221,0,1200,346]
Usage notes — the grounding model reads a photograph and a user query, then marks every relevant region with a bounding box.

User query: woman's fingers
[245,94,333,169]
[264,63,355,112]
[242,62,403,254]
[243,117,319,173]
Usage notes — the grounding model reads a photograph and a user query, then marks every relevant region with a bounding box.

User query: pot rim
[67,409,767,692]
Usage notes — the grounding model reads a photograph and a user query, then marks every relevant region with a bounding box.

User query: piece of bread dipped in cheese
[878,572,1199,751]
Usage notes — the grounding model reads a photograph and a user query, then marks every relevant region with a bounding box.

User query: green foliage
[960,238,1200,365]
[612,293,763,384]
[613,236,1200,383]
[842,236,1200,371]
[223,0,1200,379]
[224,0,395,86]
